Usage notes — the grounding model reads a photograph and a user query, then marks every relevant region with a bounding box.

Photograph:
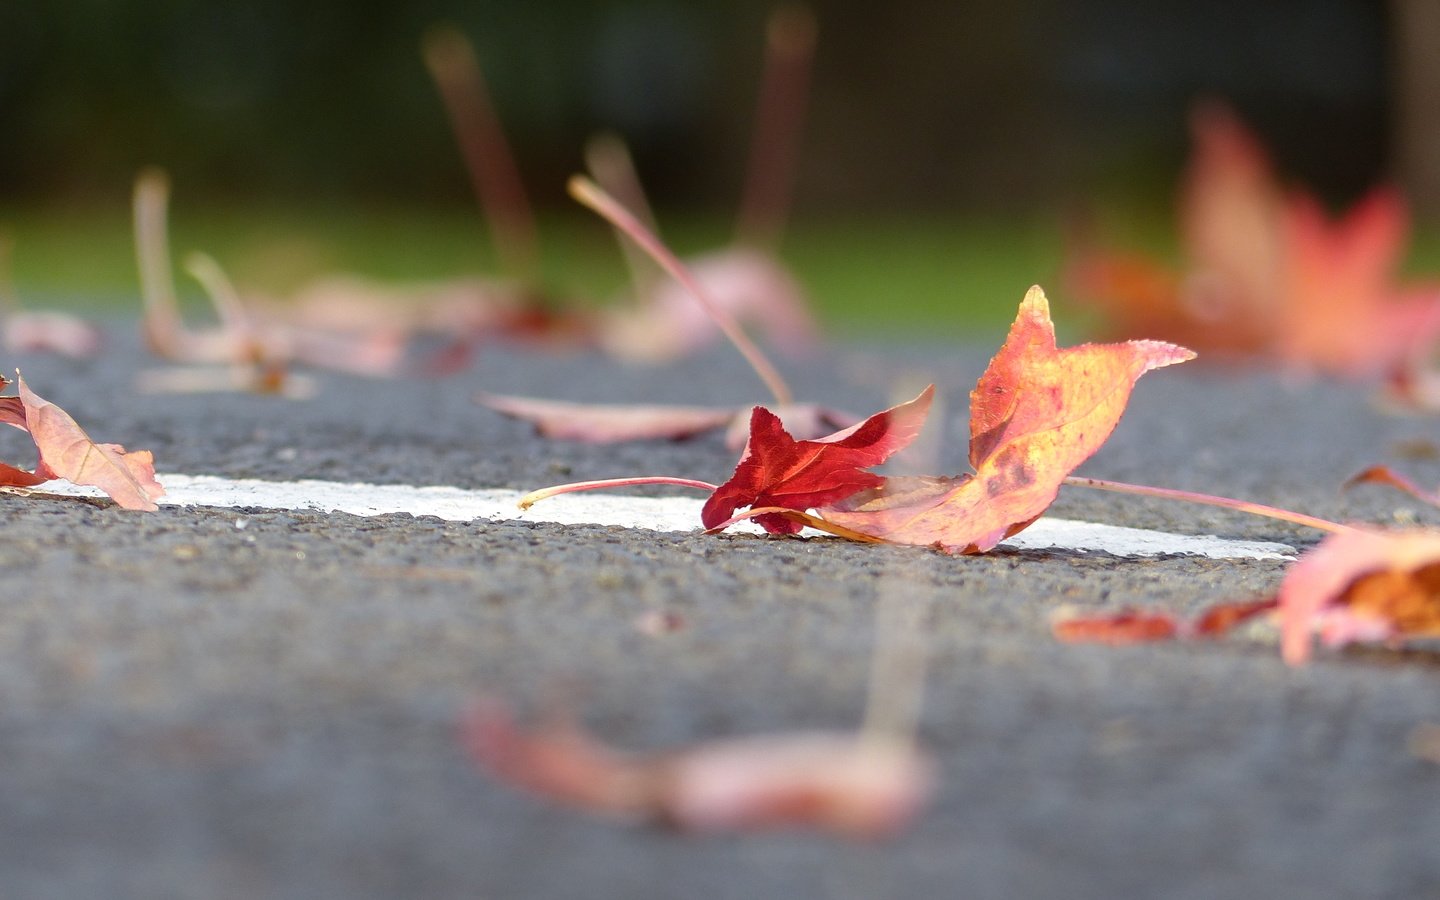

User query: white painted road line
[22,473,1296,561]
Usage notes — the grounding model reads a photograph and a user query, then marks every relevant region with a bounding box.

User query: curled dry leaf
[461,700,932,839]
[713,287,1191,553]
[702,385,933,534]
[477,390,858,449]
[1053,599,1276,646]
[476,392,738,443]
[1345,464,1440,507]
[0,373,164,510]
[18,376,165,510]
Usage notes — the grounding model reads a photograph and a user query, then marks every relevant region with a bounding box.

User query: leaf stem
[1063,476,1356,535]
[568,175,795,407]
[518,475,718,510]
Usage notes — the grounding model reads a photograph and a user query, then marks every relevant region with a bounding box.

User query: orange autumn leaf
[1054,529,1440,666]
[808,286,1192,553]
[1274,188,1440,377]
[1070,101,1440,378]
[15,374,164,511]
[1053,599,1276,646]
[1344,464,1440,507]
[461,699,932,839]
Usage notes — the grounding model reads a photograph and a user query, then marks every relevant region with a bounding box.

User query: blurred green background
[0,0,1428,337]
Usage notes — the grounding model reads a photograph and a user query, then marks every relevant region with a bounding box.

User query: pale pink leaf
[17,375,164,511]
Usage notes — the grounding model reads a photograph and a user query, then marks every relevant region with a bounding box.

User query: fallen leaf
[14,374,164,510]
[1054,529,1440,665]
[1275,188,1440,377]
[1345,464,1440,507]
[809,287,1192,553]
[476,392,738,443]
[1053,599,1276,645]
[0,235,102,359]
[4,312,102,359]
[1277,528,1440,664]
[1069,101,1440,378]
[461,699,931,839]
[1052,610,1182,644]
[478,390,859,449]
[702,385,933,534]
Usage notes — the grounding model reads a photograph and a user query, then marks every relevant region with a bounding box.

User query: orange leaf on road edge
[14,374,164,511]
[461,699,932,839]
[1053,599,1276,646]
[817,287,1193,553]
[1278,528,1440,665]
[1055,529,1440,666]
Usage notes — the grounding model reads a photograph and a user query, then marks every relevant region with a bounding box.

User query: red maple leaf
[700,385,933,534]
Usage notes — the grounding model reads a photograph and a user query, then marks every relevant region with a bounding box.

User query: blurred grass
[0,202,1070,341]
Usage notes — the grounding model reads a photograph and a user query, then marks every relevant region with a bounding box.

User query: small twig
[568,175,795,406]
[1063,476,1356,534]
[518,475,718,510]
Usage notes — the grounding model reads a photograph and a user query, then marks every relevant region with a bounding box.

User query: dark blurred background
[0,0,1411,212]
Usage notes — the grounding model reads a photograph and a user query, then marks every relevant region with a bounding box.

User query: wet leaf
[477,392,739,443]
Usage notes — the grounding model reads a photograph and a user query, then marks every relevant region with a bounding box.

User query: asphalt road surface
[2,325,1439,900]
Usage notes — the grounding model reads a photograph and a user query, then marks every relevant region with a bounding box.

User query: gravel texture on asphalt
[3,325,1440,899]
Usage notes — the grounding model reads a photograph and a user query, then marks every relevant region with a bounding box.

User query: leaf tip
[1128,339,1197,371]
[1020,284,1050,317]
